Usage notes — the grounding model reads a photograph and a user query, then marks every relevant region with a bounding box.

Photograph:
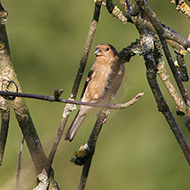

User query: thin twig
[16,137,24,190]
[0,91,144,109]
[125,0,139,16]
[157,60,186,115]
[106,0,129,23]
[46,1,103,176]
[116,0,190,52]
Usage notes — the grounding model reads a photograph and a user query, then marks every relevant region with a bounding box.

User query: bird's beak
[94,48,102,56]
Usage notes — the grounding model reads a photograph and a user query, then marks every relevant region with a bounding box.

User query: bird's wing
[80,69,95,99]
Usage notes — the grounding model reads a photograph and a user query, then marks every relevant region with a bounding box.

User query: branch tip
[54,88,64,100]
[135,92,144,99]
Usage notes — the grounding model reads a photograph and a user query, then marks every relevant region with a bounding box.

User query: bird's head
[94,44,118,59]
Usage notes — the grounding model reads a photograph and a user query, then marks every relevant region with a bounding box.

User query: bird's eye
[105,47,110,51]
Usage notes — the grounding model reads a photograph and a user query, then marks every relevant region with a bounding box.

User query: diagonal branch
[111,0,190,53]
[46,0,103,176]
[140,28,190,165]
[78,53,128,190]
[157,60,186,115]
[78,111,107,190]
[16,137,24,190]
[136,0,190,128]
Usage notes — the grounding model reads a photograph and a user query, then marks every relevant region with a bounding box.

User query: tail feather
[65,111,86,141]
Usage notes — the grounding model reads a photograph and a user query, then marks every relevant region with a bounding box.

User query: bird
[65,43,125,141]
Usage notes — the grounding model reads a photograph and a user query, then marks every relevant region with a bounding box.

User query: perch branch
[0,90,144,110]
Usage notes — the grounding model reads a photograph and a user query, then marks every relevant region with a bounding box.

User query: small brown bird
[65,44,125,141]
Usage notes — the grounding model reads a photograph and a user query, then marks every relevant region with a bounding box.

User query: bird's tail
[65,110,86,142]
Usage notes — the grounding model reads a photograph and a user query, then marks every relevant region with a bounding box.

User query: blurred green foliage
[1,0,190,190]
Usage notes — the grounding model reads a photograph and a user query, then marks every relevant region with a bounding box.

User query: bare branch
[106,0,129,23]
[46,1,103,176]
[120,37,187,116]
[139,27,190,164]
[0,3,11,166]
[0,96,10,165]
[136,0,190,122]
[157,60,186,115]
[0,4,59,187]
[16,137,24,190]
[0,90,144,109]
[116,0,190,52]
[78,150,93,190]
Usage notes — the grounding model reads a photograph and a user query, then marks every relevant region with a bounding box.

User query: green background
[1,0,190,189]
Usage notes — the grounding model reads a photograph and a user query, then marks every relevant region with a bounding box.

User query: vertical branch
[16,137,24,190]
[0,97,10,165]
[47,1,102,174]
[0,3,11,166]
